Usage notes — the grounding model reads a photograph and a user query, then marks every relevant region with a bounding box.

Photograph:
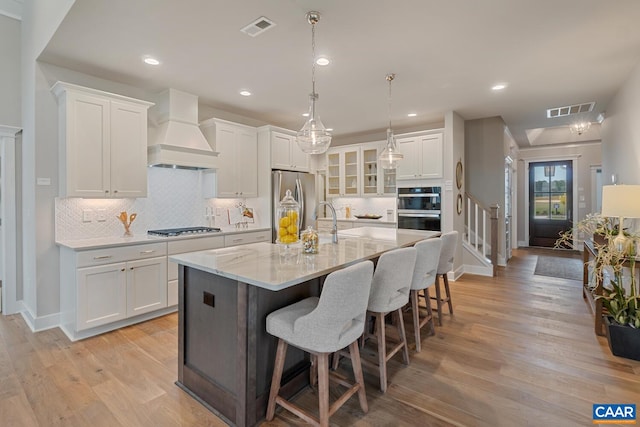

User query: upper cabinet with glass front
[52,82,153,198]
[326,146,361,198]
[361,141,396,196]
[396,131,443,180]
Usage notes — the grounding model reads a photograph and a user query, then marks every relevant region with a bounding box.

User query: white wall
[445,111,465,275]
[601,61,640,185]
[21,0,75,327]
[0,14,21,126]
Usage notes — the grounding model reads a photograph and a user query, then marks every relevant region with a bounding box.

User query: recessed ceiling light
[407,113,417,117]
[239,90,252,96]
[143,56,160,65]
[326,128,333,132]
[316,57,330,66]
[492,83,507,91]
[302,113,309,117]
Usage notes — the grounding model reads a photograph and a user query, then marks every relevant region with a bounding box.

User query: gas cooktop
[147,227,221,237]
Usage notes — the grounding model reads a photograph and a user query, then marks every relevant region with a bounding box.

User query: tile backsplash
[56,167,267,241]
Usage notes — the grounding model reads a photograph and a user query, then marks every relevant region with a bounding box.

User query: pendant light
[378,73,403,169]
[296,11,332,154]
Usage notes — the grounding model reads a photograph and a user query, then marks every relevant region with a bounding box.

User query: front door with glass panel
[529,161,573,247]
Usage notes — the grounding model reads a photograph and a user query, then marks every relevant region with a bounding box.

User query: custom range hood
[148,88,218,170]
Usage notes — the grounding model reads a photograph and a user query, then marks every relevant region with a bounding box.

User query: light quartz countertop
[56,227,271,250]
[169,227,438,291]
[316,217,396,225]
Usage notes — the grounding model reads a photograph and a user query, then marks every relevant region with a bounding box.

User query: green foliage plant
[555,213,640,328]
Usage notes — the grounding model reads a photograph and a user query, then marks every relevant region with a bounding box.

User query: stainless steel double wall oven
[397,186,441,231]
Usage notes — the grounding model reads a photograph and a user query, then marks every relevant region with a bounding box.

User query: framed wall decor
[456,160,463,190]
[457,193,463,215]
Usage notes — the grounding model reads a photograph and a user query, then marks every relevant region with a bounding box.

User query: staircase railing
[464,193,499,276]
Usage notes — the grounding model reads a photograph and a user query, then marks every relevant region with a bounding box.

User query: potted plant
[556,214,640,361]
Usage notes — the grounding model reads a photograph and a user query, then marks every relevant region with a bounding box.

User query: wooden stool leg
[410,290,421,352]
[395,308,410,365]
[375,312,388,393]
[444,274,454,314]
[434,276,443,326]
[424,288,436,336]
[310,354,318,388]
[266,339,288,420]
[317,353,330,427]
[348,340,368,413]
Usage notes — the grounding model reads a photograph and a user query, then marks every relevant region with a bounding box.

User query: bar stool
[409,238,442,352]
[432,231,458,325]
[336,247,417,393]
[265,260,374,427]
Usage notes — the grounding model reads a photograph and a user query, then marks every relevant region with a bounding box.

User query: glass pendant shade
[379,128,403,169]
[297,94,331,154]
[378,73,402,169]
[296,11,331,154]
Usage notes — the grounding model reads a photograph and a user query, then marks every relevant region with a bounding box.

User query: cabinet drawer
[167,235,225,255]
[76,242,167,268]
[224,231,270,247]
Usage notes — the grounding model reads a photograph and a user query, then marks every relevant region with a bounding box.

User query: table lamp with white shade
[600,185,640,252]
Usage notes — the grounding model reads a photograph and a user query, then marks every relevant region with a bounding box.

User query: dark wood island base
[177,265,322,426]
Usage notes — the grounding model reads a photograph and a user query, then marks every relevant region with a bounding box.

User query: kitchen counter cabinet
[267,128,309,172]
[201,118,258,198]
[52,82,153,198]
[171,227,438,426]
[396,131,443,180]
[61,242,170,340]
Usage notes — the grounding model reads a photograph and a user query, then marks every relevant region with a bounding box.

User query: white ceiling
[36,0,640,147]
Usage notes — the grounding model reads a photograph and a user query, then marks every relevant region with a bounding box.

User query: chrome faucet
[315,201,338,244]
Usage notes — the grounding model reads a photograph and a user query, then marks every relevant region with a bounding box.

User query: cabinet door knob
[113,190,118,194]
[105,190,109,194]
[121,268,125,272]
[130,267,134,270]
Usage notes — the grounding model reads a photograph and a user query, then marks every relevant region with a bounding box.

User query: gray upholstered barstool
[265,260,374,427]
[432,230,458,325]
[409,238,442,352]
[336,247,417,393]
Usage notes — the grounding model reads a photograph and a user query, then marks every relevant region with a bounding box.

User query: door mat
[534,255,583,281]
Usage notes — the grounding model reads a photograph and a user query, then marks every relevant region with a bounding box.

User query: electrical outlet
[82,209,94,223]
[216,208,222,216]
[96,209,106,222]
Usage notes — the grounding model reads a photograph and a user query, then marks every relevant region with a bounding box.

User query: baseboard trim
[448,265,465,281]
[464,264,493,277]
[20,309,60,332]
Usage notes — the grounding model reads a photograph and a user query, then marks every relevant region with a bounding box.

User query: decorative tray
[354,214,382,220]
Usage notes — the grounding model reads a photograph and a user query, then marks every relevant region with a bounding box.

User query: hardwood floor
[1,248,638,426]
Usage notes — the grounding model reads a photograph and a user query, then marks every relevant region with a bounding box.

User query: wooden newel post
[490,204,500,277]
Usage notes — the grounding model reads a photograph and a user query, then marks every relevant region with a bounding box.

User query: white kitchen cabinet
[167,235,225,306]
[326,146,361,198]
[201,118,258,198]
[52,82,153,198]
[126,256,168,317]
[360,141,396,196]
[224,230,270,247]
[76,262,127,330]
[60,242,169,340]
[270,130,309,172]
[396,131,443,180]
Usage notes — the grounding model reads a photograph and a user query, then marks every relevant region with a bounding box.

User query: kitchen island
[170,227,439,426]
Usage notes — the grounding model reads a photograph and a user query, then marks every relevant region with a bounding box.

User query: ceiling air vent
[547,102,595,118]
[240,16,276,37]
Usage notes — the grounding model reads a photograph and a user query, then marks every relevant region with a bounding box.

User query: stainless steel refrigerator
[271,170,317,243]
